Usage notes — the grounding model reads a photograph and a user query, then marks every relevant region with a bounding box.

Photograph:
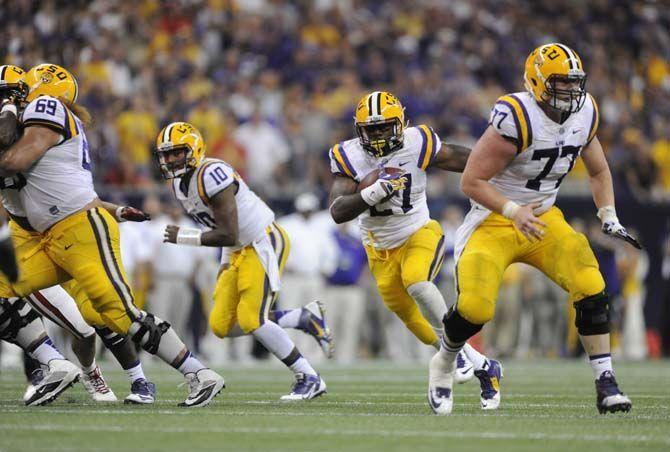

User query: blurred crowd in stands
[1,0,669,362]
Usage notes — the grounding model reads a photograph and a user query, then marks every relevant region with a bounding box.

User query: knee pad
[442,305,483,344]
[573,291,610,336]
[456,292,495,325]
[95,326,128,349]
[0,297,40,343]
[128,311,171,354]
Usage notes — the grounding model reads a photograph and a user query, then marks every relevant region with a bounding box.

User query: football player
[429,43,636,415]
[157,122,327,400]
[328,91,500,405]
[0,64,158,405]
[0,63,224,408]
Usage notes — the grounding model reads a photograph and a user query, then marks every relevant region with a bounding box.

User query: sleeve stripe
[417,125,436,170]
[196,160,219,205]
[509,94,532,146]
[63,107,79,140]
[22,118,66,134]
[333,143,356,179]
[587,94,599,144]
[497,98,527,153]
[329,148,347,175]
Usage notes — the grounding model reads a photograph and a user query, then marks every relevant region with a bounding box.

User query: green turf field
[0,360,668,452]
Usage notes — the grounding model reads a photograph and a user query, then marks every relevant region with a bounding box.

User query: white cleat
[23,384,37,403]
[428,351,455,415]
[25,359,81,406]
[280,373,327,401]
[454,350,474,384]
[81,365,117,402]
[179,368,225,408]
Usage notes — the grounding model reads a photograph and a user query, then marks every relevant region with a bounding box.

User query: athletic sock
[175,351,207,375]
[253,321,317,376]
[438,335,465,370]
[407,281,448,337]
[462,342,488,370]
[123,360,146,383]
[589,353,613,379]
[29,337,64,365]
[271,309,302,329]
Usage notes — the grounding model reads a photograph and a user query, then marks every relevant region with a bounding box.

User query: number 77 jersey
[328,125,441,249]
[487,91,599,213]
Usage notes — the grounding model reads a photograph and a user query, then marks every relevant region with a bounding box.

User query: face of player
[157,146,190,179]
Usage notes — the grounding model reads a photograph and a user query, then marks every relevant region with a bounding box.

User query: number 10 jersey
[172,158,274,247]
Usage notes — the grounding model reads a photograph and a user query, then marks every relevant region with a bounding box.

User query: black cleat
[596,371,632,414]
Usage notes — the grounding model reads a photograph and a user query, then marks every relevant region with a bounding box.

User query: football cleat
[596,370,632,414]
[25,359,81,406]
[454,350,474,384]
[124,378,156,405]
[298,301,334,359]
[428,351,454,415]
[280,373,327,401]
[81,366,117,402]
[22,368,45,403]
[178,368,225,408]
[474,359,503,410]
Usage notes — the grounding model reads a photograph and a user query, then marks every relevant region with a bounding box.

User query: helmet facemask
[156,143,195,179]
[541,73,586,114]
[356,117,404,158]
[0,81,29,105]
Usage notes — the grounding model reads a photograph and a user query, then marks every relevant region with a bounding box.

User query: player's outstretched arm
[430,143,471,172]
[462,126,546,241]
[0,125,59,177]
[328,175,370,224]
[100,201,151,223]
[582,136,641,249]
[164,184,239,247]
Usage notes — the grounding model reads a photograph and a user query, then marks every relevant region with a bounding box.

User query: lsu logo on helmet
[0,65,29,102]
[155,122,206,179]
[25,63,79,103]
[524,43,586,114]
[354,91,406,157]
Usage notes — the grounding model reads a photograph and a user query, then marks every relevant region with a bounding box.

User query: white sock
[30,337,64,365]
[275,309,302,329]
[253,321,317,376]
[438,336,464,371]
[177,351,207,375]
[124,361,146,383]
[589,353,613,379]
[82,359,97,374]
[289,357,317,376]
[407,281,448,338]
[462,343,488,370]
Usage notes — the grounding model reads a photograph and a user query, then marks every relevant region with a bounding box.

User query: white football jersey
[172,158,274,247]
[329,125,441,249]
[17,96,96,232]
[455,91,600,260]
[485,91,599,213]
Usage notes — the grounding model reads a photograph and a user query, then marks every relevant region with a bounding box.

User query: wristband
[176,227,202,246]
[597,205,617,224]
[502,201,521,220]
[115,206,127,222]
[360,183,386,206]
[1,103,17,116]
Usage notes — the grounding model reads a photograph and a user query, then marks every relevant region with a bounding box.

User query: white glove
[360,173,406,206]
[597,206,641,249]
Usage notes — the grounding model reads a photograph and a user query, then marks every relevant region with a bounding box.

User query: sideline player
[0,64,224,408]
[157,121,326,400]
[328,91,501,406]
[429,44,635,415]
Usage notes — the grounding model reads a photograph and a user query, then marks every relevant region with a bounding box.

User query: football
[356,167,405,191]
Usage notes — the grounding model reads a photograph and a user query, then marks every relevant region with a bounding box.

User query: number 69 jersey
[329,125,441,249]
[486,91,599,213]
[172,158,274,246]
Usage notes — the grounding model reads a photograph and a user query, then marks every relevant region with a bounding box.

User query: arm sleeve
[416,125,442,170]
[21,96,68,137]
[489,100,520,146]
[328,142,357,180]
[199,162,236,202]
[586,94,599,145]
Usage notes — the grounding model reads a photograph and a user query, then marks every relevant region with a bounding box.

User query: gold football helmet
[0,65,29,102]
[524,43,586,114]
[354,91,406,157]
[25,63,79,103]
[155,122,206,179]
